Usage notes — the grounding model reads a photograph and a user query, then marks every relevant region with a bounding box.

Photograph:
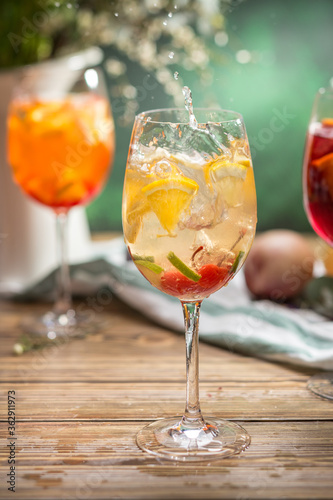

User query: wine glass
[122,107,257,461]
[7,64,115,339]
[303,84,333,399]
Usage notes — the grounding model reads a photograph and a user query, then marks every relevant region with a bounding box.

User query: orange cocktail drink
[123,137,256,301]
[122,107,257,461]
[7,93,114,209]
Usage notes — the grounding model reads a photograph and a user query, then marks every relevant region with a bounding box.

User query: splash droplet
[174,71,179,80]
[168,52,174,60]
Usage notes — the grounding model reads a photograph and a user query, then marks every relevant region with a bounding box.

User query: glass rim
[135,107,244,125]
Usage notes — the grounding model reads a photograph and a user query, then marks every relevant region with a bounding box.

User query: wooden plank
[0,298,316,384]
[0,381,331,421]
[0,354,314,383]
[1,296,332,499]
[1,421,333,499]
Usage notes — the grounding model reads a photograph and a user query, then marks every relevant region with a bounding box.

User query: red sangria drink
[303,118,333,244]
[302,84,333,400]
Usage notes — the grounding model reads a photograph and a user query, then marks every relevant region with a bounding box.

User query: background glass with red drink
[303,83,333,399]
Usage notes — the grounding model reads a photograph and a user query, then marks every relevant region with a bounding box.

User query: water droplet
[168,12,173,18]
[114,12,119,17]
[163,20,168,26]
[236,49,251,64]
[168,51,174,59]
[214,31,229,47]
[174,71,179,80]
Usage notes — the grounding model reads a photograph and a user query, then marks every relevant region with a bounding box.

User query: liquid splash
[182,86,230,158]
[182,86,197,129]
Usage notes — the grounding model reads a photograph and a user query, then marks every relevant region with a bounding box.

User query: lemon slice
[142,176,199,233]
[235,156,251,168]
[124,173,151,243]
[210,160,248,207]
[210,161,247,181]
[125,203,149,244]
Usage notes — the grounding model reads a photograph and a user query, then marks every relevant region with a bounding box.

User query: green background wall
[87,0,333,234]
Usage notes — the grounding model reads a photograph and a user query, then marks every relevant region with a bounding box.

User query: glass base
[307,372,333,400]
[136,417,250,462]
[20,308,106,342]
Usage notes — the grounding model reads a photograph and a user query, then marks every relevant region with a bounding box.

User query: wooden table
[1,297,333,500]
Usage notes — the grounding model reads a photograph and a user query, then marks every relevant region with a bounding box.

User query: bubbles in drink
[154,159,181,177]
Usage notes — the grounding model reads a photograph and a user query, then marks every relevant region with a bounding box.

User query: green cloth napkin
[18,237,333,370]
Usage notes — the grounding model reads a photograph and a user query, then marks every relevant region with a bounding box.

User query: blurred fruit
[244,230,314,300]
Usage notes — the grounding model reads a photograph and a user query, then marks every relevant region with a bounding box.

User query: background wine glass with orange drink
[7,66,115,338]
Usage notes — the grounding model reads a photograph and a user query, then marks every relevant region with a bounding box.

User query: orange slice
[322,118,333,127]
[209,160,248,207]
[142,176,199,233]
[313,152,333,170]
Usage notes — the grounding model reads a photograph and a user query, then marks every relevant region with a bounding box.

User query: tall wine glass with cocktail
[7,66,115,339]
[303,84,333,399]
[122,91,257,461]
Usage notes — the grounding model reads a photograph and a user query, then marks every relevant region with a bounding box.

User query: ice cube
[179,171,227,231]
[180,124,231,160]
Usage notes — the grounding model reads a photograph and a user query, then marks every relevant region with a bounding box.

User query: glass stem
[54,211,72,315]
[181,301,205,429]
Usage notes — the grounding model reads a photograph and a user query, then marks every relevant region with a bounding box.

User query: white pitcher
[0,48,103,295]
